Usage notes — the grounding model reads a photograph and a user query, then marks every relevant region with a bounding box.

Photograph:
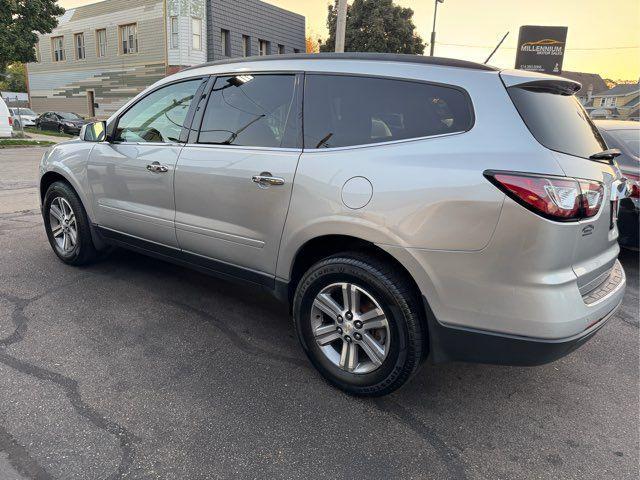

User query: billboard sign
[515,25,568,75]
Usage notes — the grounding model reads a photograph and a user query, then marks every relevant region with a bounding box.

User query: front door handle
[252,172,285,187]
[146,161,169,173]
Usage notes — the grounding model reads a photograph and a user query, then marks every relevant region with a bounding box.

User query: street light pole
[429,0,444,57]
[335,0,348,53]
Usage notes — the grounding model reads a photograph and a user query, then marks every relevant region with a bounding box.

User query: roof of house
[560,71,607,97]
[593,83,640,97]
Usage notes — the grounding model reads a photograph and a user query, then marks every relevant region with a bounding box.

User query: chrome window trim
[302,130,468,153]
[182,143,301,153]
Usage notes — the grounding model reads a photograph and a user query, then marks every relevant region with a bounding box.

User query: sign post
[515,26,568,75]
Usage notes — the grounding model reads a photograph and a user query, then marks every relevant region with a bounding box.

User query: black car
[595,120,640,250]
[35,111,88,135]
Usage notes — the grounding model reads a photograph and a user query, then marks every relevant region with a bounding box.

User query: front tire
[43,181,100,266]
[293,253,425,396]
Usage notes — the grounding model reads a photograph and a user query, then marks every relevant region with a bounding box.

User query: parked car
[9,107,38,129]
[35,111,87,135]
[0,95,13,137]
[38,53,627,396]
[596,120,639,249]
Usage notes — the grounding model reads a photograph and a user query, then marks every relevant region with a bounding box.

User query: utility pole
[335,0,348,53]
[429,0,445,57]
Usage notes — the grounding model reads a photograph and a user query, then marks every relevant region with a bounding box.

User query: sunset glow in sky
[59,0,640,80]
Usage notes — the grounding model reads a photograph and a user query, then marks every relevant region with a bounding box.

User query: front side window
[114,79,201,143]
[198,74,298,148]
[52,36,65,62]
[304,74,473,149]
[96,29,107,57]
[192,18,202,50]
[170,17,179,49]
[120,23,138,54]
[75,33,85,60]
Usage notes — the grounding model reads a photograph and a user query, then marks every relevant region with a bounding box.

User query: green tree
[0,63,27,92]
[0,0,64,72]
[320,0,425,54]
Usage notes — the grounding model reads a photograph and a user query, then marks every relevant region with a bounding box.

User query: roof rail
[183,52,500,72]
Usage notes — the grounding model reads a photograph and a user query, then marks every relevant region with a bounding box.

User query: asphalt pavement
[0,147,638,479]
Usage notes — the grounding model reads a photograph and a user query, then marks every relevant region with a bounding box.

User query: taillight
[485,171,604,222]
[625,173,640,199]
[8,116,13,126]
[578,180,604,218]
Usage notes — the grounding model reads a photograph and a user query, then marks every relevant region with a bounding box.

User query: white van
[0,96,13,137]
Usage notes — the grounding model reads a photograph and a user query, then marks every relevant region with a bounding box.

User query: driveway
[0,148,638,479]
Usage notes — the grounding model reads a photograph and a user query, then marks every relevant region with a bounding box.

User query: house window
[120,23,138,54]
[242,35,251,56]
[259,39,269,56]
[221,29,230,56]
[74,33,86,60]
[293,48,300,54]
[192,18,202,50]
[52,36,65,62]
[170,17,179,49]
[277,44,285,54]
[34,43,41,62]
[96,29,107,57]
[602,97,616,107]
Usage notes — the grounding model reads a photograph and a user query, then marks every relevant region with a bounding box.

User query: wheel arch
[286,234,424,310]
[285,233,431,360]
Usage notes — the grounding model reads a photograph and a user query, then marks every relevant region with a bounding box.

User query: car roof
[183,52,499,73]
[594,119,639,131]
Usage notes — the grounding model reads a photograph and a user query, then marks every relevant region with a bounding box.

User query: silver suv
[39,53,626,396]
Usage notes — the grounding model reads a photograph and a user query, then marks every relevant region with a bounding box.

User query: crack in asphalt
[168,299,308,370]
[374,397,469,480]
[0,276,139,480]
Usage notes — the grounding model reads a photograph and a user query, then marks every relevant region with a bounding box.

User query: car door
[87,77,206,247]
[174,73,302,280]
[42,113,54,130]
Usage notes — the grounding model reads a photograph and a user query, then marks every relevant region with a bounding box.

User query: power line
[436,42,639,51]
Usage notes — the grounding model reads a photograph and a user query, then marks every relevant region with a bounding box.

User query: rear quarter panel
[276,63,565,281]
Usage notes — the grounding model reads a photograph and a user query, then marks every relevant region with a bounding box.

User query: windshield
[58,112,83,120]
[507,86,607,159]
[606,129,639,158]
[13,108,36,116]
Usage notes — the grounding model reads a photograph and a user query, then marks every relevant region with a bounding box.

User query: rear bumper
[424,295,622,366]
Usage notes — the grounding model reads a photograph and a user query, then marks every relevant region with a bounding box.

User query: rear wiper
[589,148,621,163]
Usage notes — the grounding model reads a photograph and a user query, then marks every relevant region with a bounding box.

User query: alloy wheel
[311,282,390,374]
[49,197,78,253]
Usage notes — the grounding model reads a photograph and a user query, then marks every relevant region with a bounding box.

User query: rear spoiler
[499,69,581,95]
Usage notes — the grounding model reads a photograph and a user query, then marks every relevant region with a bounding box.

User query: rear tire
[293,253,425,396]
[43,181,100,266]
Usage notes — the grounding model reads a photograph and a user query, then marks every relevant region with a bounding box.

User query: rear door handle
[146,161,169,173]
[252,173,285,187]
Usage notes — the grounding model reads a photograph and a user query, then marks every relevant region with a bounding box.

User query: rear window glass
[304,75,473,149]
[508,87,607,159]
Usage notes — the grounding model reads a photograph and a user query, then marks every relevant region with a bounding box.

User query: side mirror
[81,121,106,142]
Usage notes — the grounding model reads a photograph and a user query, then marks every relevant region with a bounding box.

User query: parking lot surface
[0,148,638,479]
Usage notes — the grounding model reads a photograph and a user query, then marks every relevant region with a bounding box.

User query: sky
[59,0,640,81]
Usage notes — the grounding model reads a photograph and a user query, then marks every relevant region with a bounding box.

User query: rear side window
[303,74,473,149]
[198,74,299,148]
[508,86,607,159]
